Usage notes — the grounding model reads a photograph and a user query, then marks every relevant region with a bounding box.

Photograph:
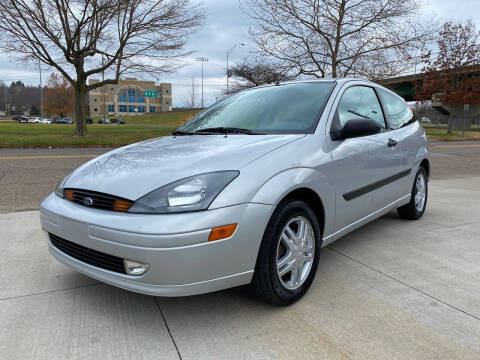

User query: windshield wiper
[194,127,265,135]
[172,130,194,136]
[347,109,371,120]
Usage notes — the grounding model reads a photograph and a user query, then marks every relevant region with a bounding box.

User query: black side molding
[343,169,412,201]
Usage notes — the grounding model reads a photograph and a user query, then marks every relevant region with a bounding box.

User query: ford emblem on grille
[83,197,94,206]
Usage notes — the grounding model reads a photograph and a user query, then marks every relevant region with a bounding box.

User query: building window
[128,105,136,113]
[149,106,156,113]
[119,105,127,112]
[111,88,114,91]
[94,108,98,112]
[108,105,114,112]
[166,89,169,93]
[138,106,145,113]
[166,101,169,105]
[93,98,97,102]
[118,88,145,103]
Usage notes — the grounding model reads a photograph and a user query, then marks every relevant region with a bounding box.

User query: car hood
[65,134,304,200]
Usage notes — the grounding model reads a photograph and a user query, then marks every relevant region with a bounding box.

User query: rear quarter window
[379,89,415,129]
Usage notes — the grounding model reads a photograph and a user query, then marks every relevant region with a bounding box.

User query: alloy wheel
[276,216,315,291]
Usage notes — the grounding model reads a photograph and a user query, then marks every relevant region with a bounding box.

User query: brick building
[88,78,172,117]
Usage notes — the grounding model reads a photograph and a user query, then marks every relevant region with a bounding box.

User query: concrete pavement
[1,176,479,359]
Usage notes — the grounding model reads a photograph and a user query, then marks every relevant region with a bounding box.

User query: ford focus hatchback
[40,79,430,305]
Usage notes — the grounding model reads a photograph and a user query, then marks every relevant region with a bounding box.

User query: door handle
[387,138,398,147]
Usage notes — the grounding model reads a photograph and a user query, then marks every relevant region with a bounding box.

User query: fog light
[124,259,149,276]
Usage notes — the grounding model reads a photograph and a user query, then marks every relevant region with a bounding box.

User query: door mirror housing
[333,118,381,140]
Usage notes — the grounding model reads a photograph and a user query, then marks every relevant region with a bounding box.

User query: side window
[334,86,386,132]
[379,90,415,129]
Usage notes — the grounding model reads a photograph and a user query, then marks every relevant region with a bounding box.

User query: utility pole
[463,104,469,138]
[195,57,208,108]
[102,54,105,123]
[191,79,195,117]
[39,59,43,117]
[226,43,245,95]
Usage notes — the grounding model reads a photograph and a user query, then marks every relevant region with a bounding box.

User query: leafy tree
[415,20,480,133]
[0,0,204,136]
[44,73,75,117]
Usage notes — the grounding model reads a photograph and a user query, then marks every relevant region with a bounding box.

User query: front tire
[250,199,321,306]
[397,167,428,220]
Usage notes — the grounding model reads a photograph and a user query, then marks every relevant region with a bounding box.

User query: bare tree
[242,0,434,79]
[0,0,204,136]
[415,20,480,133]
[225,58,295,93]
[183,79,198,116]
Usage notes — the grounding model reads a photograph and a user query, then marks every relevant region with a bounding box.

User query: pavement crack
[0,282,101,301]
[327,246,480,322]
[154,297,183,360]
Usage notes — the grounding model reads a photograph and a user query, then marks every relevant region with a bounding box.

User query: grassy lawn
[422,123,480,141]
[1,112,479,147]
[0,110,200,148]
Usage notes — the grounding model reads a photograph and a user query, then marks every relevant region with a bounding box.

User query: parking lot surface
[0,142,479,359]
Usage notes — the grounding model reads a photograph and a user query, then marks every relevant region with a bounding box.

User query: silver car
[40,79,430,305]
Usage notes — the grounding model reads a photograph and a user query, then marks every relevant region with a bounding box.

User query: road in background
[0,148,111,213]
[1,141,480,213]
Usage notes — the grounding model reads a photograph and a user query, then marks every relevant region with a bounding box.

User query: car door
[327,85,396,231]
[377,88,418,198]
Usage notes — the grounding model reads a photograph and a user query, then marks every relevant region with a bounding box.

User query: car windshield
[178,82,335,134]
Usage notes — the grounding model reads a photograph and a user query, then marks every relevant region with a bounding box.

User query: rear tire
[397,167,428,220]
[250,199,321,306]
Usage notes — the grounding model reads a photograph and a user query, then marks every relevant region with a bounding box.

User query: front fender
[250,167,335,240]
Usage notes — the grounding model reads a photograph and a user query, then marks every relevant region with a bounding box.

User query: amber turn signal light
[208,224,237,242]
[64,189,75,201]
[113,200,133,212]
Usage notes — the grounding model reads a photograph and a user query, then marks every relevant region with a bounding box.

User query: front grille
[63,188,133,212]
[49,233,127,274]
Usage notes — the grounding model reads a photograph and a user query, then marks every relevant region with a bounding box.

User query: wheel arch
[279,188,325,236]
[419,158,430,179]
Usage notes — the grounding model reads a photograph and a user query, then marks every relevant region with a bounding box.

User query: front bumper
[40,193,274,296]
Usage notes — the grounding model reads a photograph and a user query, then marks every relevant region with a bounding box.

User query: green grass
[421,123,480,141]
[1,112,479,147]
[0,110,200,148]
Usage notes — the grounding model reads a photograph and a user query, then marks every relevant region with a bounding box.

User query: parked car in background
[86,117,93,124]
[30,117,42,123]
[41,79,430,305]
[53,117,73,124]
[97,119,104,124]
[110,118,125,125]
[41,118,52,124]
[18,116,29,123]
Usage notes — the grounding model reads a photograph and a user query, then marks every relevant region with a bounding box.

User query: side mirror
[335,118,381,140]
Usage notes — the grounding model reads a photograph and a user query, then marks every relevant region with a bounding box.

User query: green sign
[143,90,158,98]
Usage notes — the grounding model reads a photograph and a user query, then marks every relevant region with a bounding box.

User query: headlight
[128,171,239,214]
[54,172,72,198]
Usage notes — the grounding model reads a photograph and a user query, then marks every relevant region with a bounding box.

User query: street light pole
[195,57,208,108]
[102,54,105,123]
[39,59,43,117]
[226,43,245,95]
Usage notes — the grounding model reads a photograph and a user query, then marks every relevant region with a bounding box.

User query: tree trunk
[74,83,87,136]
[447,111,454,134]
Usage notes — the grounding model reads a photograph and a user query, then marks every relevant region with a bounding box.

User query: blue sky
[0,0,477,107]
